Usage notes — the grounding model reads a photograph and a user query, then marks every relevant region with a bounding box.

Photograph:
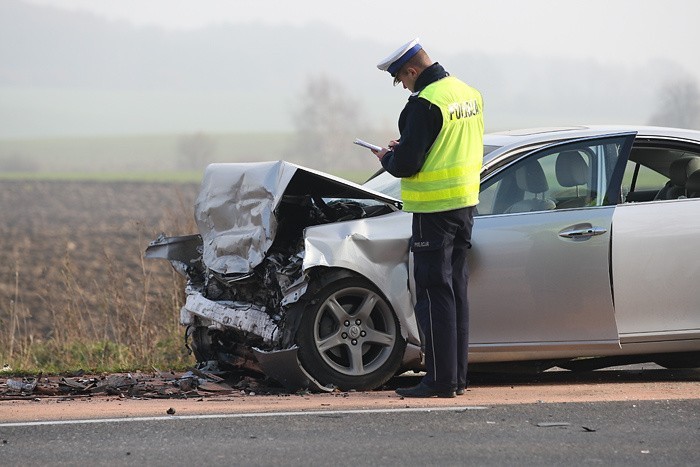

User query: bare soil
[0,179,199,336]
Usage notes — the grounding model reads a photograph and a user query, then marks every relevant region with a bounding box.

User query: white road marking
[0,406,487,428]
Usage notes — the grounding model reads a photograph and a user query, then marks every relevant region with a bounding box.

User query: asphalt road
[1,366,698,465]
[1,399,698,465]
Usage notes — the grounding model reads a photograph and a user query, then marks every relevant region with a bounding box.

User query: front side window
[477,137,629,216]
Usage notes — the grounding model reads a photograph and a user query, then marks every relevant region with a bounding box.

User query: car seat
[654,155,699,200]
[555,150,590,209]
[504,160,556,213]
[684,160,700,198]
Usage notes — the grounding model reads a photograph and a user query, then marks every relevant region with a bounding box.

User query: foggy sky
[3,0,700,138]
[24,0,700,78]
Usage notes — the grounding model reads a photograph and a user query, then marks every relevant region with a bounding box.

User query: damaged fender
[303,210,422,348]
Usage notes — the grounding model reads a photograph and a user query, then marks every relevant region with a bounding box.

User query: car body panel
[453,132,639,361]
[467,207,620,361]
[612,198,700,338]
[144,234,203,277]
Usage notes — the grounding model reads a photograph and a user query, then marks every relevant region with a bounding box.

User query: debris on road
[5,377,38,394]
[0,368,284,400]
[535,422,571,427]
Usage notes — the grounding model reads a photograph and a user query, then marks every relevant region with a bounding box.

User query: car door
[468,134,635,360]
[612,141,700,344]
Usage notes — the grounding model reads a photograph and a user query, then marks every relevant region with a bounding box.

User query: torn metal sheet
[188,365,226,383]
[5,378,38,394]
[92,374,137,395]
[194,161,401,275]
[195,161,297,275]
[197,381,234,392]
[182,293,280,344]
[59,377,88,391]
[253,346,334,393]
[145,234,202,262]
[280,276,309,306]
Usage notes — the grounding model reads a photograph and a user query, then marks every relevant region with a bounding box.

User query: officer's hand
[372,147,390,161]
[373,140,399,161]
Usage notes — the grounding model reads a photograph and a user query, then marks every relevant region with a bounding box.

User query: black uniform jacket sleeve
[380,63,447,178]
[381,98,442,177]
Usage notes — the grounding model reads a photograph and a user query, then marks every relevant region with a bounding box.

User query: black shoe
[456,386,466,396]
[395,381,456,398]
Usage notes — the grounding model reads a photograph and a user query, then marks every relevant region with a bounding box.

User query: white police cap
[377,38,422,77]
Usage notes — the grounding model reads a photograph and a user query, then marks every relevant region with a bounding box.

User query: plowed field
[0,179,199,339]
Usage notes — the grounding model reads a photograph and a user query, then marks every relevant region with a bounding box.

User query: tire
[296,276,405,391]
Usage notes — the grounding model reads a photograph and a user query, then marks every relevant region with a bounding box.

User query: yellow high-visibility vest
[401,76,484,213]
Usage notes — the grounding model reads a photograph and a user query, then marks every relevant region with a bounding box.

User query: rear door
[612,140,700,343]
[468,134,634,360]
[612,200,700,338]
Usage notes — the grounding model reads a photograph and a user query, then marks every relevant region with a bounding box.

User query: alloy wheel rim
[313,286,396,376]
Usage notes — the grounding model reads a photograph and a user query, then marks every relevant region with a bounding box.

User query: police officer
[372,38,484,398]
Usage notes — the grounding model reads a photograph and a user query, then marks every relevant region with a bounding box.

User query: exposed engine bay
[190,195,394,352]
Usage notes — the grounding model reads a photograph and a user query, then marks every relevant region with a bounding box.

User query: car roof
[483,125,700,165]
[485,125,700,147]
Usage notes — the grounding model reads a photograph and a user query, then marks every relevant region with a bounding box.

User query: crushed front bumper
[180,292,281,345]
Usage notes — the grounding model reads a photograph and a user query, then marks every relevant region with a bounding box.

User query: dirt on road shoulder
[1,368,698,423]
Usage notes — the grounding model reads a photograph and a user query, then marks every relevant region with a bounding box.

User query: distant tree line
[176,76,700,174]
[177,132,217,171]
[648,78,700,129]
[286,74,374,172]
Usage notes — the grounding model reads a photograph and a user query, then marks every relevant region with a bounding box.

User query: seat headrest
[515,160,549,194]
[668,156,700,186]
[555,150,588,187]
[685,166,700,195]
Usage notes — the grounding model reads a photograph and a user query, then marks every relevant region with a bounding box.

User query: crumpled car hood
[194,161,401,275]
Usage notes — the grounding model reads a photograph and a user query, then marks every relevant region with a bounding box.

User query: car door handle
[558,226,608,239]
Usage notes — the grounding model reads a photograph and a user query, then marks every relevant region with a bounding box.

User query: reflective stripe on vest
[401,76,484,213]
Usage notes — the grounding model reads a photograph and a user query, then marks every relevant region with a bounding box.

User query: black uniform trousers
[411,206,474,392]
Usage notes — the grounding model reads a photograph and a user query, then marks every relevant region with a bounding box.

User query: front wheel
[296,277,405,391]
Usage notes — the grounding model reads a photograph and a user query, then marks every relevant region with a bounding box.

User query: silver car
[146,125,700,391]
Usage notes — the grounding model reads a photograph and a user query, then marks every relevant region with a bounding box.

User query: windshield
[362,144,502,198]
[363,171,400,198]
